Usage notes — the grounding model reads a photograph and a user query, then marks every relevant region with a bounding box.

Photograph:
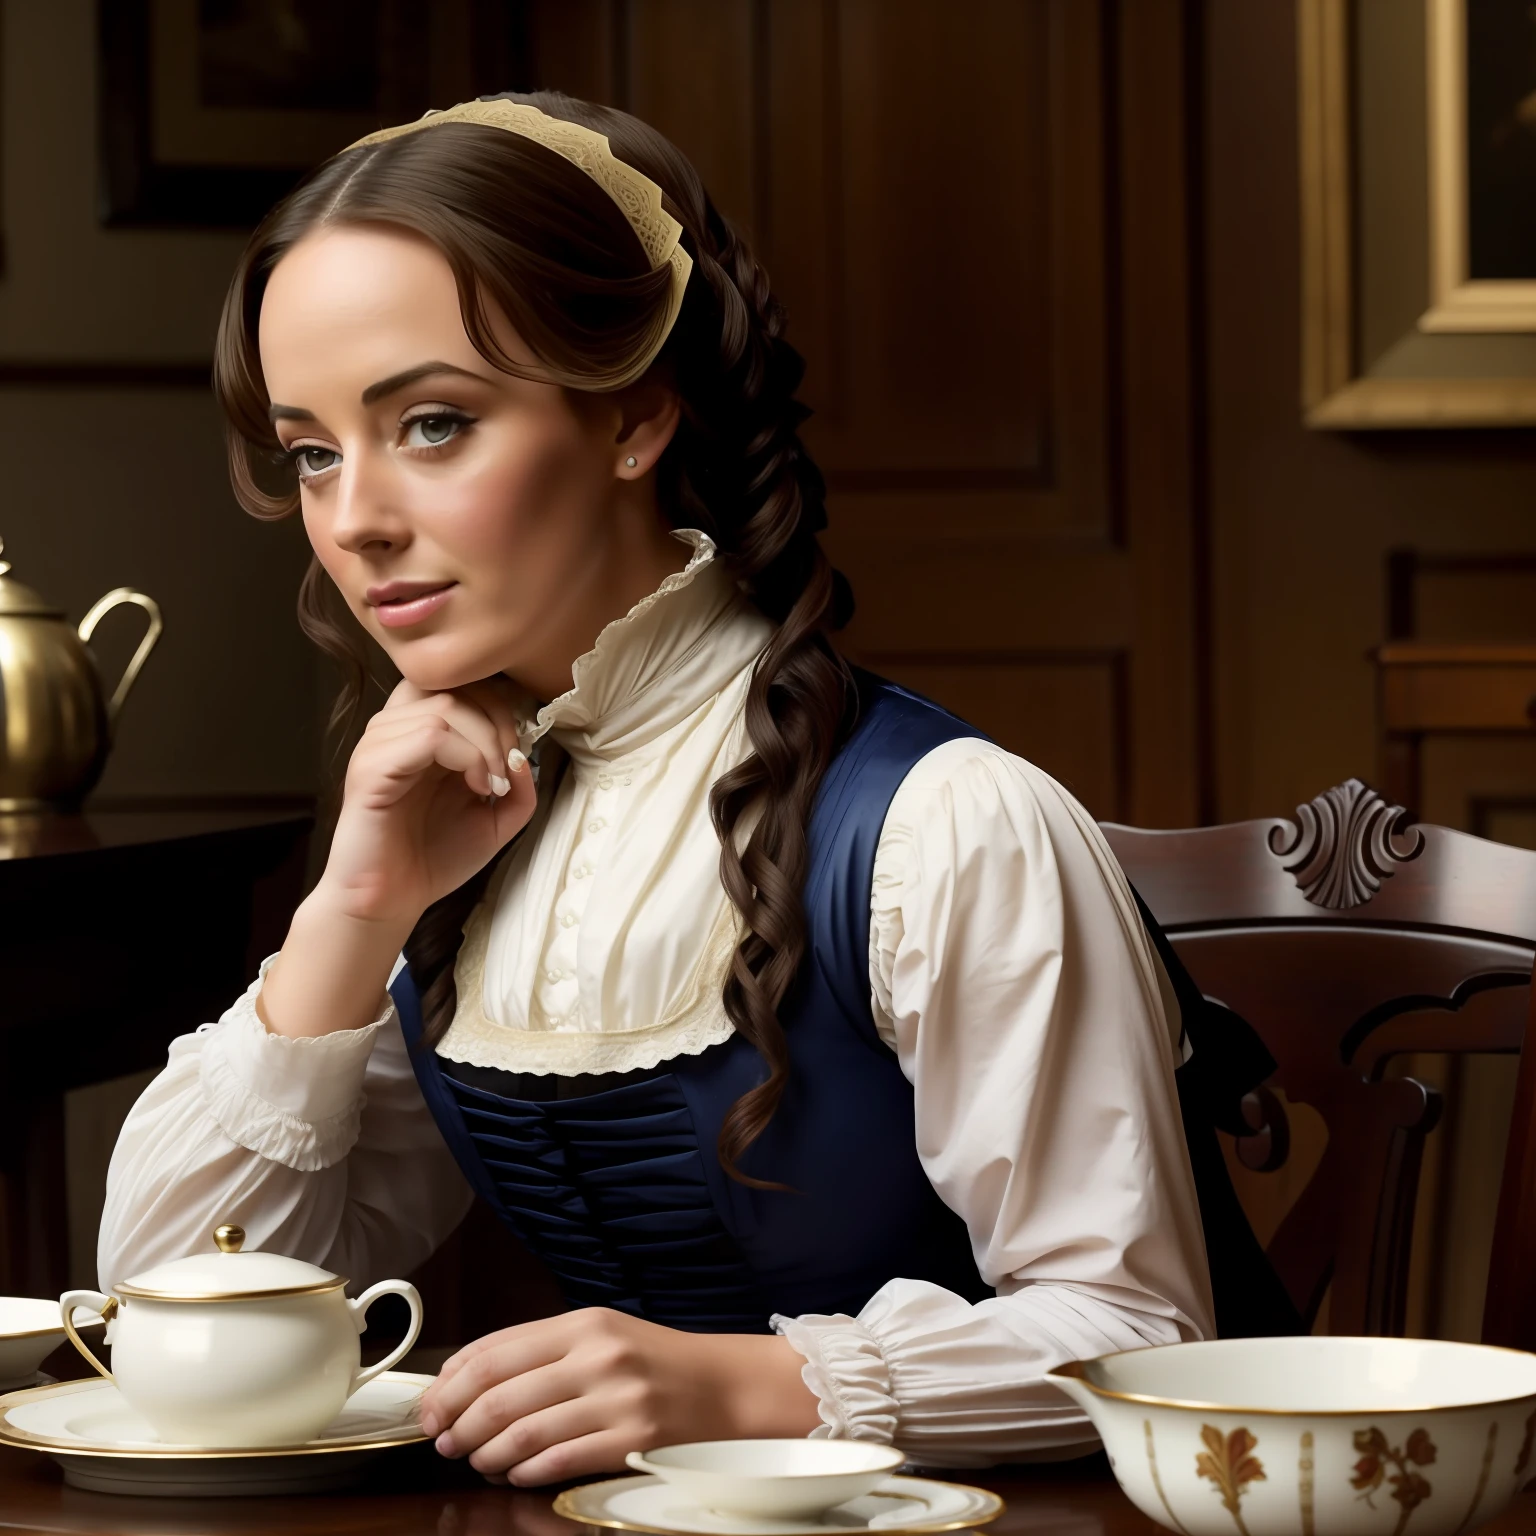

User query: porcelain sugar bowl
[58,1224,423,1448]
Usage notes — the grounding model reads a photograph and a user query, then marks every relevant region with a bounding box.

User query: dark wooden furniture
[1103,779,1536,1343]
[2,1429,1523,1536]
[1373,643,1536,813]
[0,806,312,1299]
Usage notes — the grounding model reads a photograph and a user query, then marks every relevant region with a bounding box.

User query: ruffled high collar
[516,530,771,768]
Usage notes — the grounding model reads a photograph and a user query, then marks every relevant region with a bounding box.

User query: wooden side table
[0,807,313,1298]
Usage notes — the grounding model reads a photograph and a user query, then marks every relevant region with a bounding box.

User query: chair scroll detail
[1270,778,1425,911]
[1102,781,1536,1343]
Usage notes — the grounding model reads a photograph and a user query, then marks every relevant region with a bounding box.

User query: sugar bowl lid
[115,1224,348,1302]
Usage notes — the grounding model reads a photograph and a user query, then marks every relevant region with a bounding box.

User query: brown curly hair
[212,91,854,1186]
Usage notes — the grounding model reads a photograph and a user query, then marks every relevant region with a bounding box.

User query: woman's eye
[295,447,340,477]
[403,414,467,449]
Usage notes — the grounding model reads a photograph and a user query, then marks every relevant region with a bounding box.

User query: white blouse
[98,532,1214,1468]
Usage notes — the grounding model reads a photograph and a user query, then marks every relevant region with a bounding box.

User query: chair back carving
[1103,780,1536,1342]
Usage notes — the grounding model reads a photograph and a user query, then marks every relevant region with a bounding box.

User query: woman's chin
[393,652,502,695]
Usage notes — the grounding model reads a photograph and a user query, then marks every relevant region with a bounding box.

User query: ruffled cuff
[198,954,395,1173]
[771,1312,899,1445]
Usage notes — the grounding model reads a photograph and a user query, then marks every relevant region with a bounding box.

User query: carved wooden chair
[1102,781,1536,1346]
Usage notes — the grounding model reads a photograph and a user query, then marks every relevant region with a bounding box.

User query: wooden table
[0,806,312,1297]
[0,1439,1532,1536]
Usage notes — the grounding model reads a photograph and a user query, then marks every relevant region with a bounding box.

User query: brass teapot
[0,536,163,811]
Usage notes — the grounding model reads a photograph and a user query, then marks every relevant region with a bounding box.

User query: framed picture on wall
[1422,0,1536,331]
[1299,0,1536,426]
[98,0,529,227]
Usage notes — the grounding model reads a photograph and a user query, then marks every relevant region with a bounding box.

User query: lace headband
[346,99,693,389]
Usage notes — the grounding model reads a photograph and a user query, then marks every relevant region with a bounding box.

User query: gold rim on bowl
[1050,1336,1536,1417]
[0,1315,105,1342]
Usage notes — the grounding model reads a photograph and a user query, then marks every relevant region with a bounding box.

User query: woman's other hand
[418,1309,823,1485]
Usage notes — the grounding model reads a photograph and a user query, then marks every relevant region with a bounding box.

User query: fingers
[431,1326,509,1390]
[504,1427,633,1487]
[361,714,499,799]
[365,704,506,801]
[421,1320,570,1435]
[372,679,530,799]
[457,677,528,775]
[433,1359,575,1465]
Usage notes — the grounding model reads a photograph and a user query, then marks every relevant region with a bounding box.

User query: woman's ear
[614,377,681,478]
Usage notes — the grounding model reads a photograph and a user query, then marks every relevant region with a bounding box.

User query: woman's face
[258,223,679,699]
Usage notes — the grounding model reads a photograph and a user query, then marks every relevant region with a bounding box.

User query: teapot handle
[346,1280,424,1394]
[77,588,164,729]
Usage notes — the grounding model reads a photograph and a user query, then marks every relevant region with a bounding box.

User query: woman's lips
[373,583,457,628]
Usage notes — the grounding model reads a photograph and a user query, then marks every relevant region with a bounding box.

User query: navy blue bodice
[393,674,1302,1341]
[392,677,992,1332]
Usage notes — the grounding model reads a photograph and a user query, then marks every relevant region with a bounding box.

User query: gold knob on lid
[213,1224,245,1254]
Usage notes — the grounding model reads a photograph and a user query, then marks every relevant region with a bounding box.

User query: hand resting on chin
[418,1307,822,1485]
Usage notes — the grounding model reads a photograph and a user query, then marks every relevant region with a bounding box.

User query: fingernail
[507,748,528,774]
[420,1411,438,1436]
[490,774,511,797]
[436,1432,458,1457]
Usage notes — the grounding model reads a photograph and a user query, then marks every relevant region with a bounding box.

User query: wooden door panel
[524,0,1197,824]
[869,654,1128,818]
[768,0,1109,527]
[626,1,758,230]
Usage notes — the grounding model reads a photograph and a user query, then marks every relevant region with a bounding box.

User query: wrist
[303,871,421,939]
[258,892,412,1040]
[717,1335,822,1440]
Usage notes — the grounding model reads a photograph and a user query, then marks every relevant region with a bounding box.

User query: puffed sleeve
[97,954,474,1294]
[774,738,1214,1467]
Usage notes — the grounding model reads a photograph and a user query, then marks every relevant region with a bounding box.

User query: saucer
[553,1473,1005,1535]
[0,1369,432,1496]
[0,1370,53,1394]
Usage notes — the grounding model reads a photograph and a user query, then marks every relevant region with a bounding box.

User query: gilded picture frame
[1299,0,1536,427]
[1421,0,1536,332]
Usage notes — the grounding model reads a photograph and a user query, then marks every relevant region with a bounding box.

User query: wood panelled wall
[525,0,1202,826]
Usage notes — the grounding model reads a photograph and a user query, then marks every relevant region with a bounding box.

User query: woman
[100,92,1254,1486]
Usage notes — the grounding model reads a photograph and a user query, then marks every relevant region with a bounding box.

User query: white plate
[554,1473,1005,1536]
[0,1370,431,1496]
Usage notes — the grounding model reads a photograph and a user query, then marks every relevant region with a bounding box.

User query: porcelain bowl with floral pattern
[1046,1336,1536,1536]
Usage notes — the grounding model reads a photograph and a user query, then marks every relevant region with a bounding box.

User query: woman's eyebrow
[360,361,489,405]
[267,362,492,424]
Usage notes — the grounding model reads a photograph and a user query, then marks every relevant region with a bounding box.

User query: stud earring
[624,455,638,468]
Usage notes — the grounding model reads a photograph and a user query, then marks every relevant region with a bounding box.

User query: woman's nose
[329,451,408,554]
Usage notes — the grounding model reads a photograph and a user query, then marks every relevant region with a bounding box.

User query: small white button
[546,968,562,983]
[588,818,606,834]
[598,775,612,790]
[572,866,587,879]
[622,775,633,787]
[560,913,578,928]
